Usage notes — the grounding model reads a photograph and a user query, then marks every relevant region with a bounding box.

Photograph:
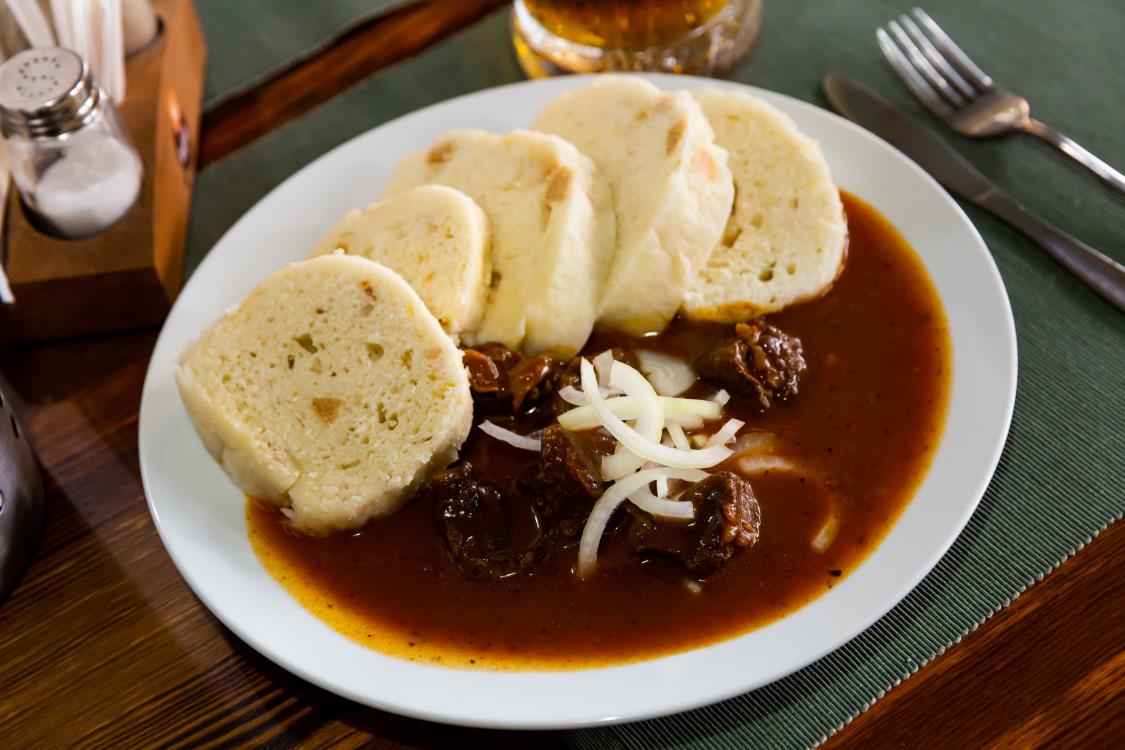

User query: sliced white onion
[593,350,615,388]
[733,432,777,455]
[557,396,721,431]
[577,467,709,578]
[663,397,722,422]
[558,383,621,407]
[557,385,587,406]
[641,462,693,496]
[671,413,706,430]
[579,359,736,470]
[601,453,641,483]
[667,422,691,451]
[635,349,697,396]
[712,389,731,405]
[736,455,803,475]
[629,488,695,520]
[704,418,745,448]
[478,420,542,451]
[600,361,665,480]
[811,512,840,552]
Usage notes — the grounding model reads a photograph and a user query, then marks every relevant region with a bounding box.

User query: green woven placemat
[184,2,1125,747]
[196,0,414,107]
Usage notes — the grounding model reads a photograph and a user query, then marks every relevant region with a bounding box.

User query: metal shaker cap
[0,48,102,139]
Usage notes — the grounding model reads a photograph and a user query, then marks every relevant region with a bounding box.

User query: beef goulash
[177,80,950,669]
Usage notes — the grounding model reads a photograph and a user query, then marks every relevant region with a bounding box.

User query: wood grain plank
[823,520,1125,750]
[0,335,562,749]
[198,0,509,168]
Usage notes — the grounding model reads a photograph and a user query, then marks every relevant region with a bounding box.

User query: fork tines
[877,8,994,118]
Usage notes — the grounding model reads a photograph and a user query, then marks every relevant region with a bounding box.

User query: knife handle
[976,188,1125,312]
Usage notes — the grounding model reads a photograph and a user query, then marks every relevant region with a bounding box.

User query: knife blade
[821,72,1125,312]
[822,72,997,203]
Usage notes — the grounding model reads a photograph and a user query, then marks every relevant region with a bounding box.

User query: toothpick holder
[0,0,205,342]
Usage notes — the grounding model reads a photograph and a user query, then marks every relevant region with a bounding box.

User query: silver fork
[878,8,1125,197]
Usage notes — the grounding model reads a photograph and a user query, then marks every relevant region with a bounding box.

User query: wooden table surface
[1,2,1122,747]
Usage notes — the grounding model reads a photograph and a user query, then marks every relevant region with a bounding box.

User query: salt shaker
[0,47,142,239]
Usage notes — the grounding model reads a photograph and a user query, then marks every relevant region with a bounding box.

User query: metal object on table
[0,376,43,602]
[0,142,11,305]
[876,8,1125,197]
[822,72,1125,312]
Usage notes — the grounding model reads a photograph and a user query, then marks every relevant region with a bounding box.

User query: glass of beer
[512,0,763,78]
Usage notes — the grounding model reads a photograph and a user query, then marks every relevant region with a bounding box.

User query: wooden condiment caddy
[0,0,205,342]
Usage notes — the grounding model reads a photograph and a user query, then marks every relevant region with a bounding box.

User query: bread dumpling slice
[175,254,472,534]
[682,89,848,322]
[532,76,734,335]
[313,185,490,339]
[384,129,615,358]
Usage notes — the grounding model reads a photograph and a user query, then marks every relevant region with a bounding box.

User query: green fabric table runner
[196,0,415,107]
[184,2,1125,747]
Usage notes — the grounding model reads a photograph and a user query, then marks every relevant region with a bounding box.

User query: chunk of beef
[510,354,562,412]
[550,357,583,416]
[462,346,511,396]
[517,425,605,544]
[426,463,534,579]
[619,504,656,547]
[696,321,806,412]
[463,344,563,416]
[634,471,761,576]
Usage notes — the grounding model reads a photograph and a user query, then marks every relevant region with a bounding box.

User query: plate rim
[139,73,1017,730]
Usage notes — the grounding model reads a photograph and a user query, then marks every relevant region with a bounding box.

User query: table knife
[822,72,1125,312]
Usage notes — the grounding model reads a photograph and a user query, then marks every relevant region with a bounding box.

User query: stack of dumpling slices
[369,76,847,346]
[175,76,848,534]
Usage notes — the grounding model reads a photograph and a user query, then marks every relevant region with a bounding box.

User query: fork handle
[975,187,1125,311]
[1021,119,1125,198]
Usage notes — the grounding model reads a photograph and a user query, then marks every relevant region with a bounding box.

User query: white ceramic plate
[138,74,1016,730]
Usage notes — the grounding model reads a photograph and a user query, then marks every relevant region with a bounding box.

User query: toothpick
[7,0,56,48]
[99,0,125,103]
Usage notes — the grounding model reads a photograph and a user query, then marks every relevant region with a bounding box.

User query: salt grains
[33,134,141,238]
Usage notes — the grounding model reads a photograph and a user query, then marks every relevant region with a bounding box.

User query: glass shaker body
[0,48,143,239]
[6,102,142,239]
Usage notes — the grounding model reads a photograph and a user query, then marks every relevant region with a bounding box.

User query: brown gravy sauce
[247,192,951,669]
